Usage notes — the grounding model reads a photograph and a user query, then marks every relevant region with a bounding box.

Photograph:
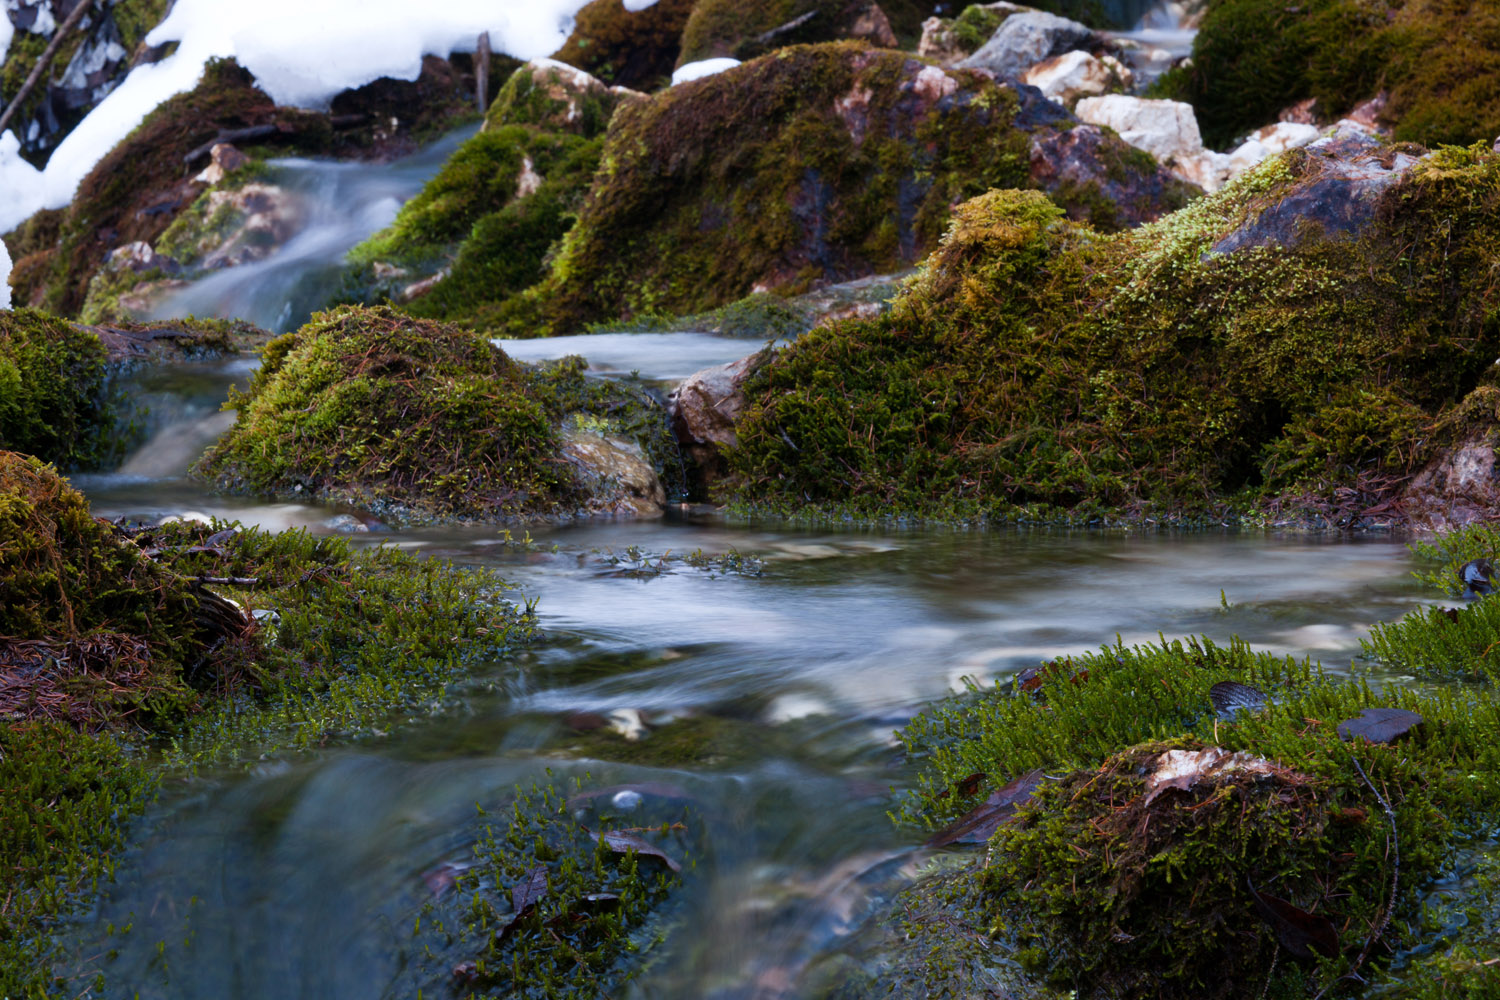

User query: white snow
[622,0,660,9]
[1,235,12,309]
[671,58,741,86]
[0,0,604,233]
[1,13,13,68]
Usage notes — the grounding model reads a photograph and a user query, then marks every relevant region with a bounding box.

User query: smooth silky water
[56,349,1437,1000]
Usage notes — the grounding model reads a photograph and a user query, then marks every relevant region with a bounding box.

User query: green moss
[1163,0,1500,149]
[0,310,132,468]
[550,0,696,90]
[726,143,1500,521]
[513,43,1034,337]
[486,60,639,138]
[195,306,679,520]
[896,629,1500,998]
[950,5,1009,52]
[0,723,155,999]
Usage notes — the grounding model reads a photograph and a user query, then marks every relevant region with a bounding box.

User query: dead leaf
[419,860,470,898]
[590,829,683,872]
[1142,748,1283,806]
[927,769,1045,847]
[496,864,549,941]
[1247,880,1339,959]
[1209,680,1268,717]
[1440,607,1461,623]
[1336,707,1423,744]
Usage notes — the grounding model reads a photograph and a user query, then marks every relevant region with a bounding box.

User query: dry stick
[475,31,491,114]
[0,0,98,136]
[1311,755,1399,1000]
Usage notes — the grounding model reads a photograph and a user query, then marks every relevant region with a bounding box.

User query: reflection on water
[494,331,784,384]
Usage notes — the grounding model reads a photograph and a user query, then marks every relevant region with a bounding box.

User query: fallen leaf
[496,864,550,941]
[1336,707,1423,744]
[927,769,1045,847]
[955,771,986,797]
[1142,748,1283,806]
[590,829,683,872]
[1247,881,1339,960]
[1209,680,1268,717]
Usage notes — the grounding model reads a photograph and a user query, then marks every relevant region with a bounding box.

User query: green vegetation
[1159,0,1500,149]
[551,0,696,90]
[415,781,692,997]
[486,62,637,138]
[195,306,679,521]
[727,143,1500,523]
[0,310,131,469]
[677,0,896,63]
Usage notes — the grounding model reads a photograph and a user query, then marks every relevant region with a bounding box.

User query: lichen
[725,142,1500,522]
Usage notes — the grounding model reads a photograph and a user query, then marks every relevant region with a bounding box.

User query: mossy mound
[897,630,1500,998]
[512,43,1038,335]
[0,309,130,469]
[677,0,899,64]
[0,451,249,726]
[726,140,1500,522]
[485,59,643,138]
[551,0,697,90]
[1160,0,1500,149]
[195,306,679,521]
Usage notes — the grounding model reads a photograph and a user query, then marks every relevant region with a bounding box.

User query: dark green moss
[1161,0,1500,149]
[195,306,679,520]
[0,310,131,469]
[513,43,1033,337]
[727,143,1500,521]
[550,0,696,90]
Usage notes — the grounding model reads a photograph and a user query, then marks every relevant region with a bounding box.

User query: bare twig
[0,0,97,136]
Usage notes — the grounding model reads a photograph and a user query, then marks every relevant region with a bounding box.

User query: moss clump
[551,0,696,91]
[485,63,638,139]
[0,309,132,469]
[195,306,678,521]
[413,780,691,997]
[0,723,155,999]
[677,0,901,64]
[1161,0,1500,149]
[897,629,1500,998]
[515,43,1037,336]
[727,142,1500,522]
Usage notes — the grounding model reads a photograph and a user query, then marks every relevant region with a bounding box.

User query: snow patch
[622,0,660,8]
[1,236,12,309]
[0,12,13,67]
[671,58,740,85]
[0,0,599,233]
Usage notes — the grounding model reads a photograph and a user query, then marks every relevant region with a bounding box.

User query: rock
[1029,123,1198,227]
[192,143,250,186]
[114,279,191,317]
[181,183,305,271]
[678,0,903,64]
[669,351,768,488]
[1221,121,1321,177]
[549,0,697,91]
[916,5,1029,65]
[1345,90,1390,133]
[1279,97,1321,126]
[486,58,646,138]
[560,426,667,516]
[1023,50,1131,105]
[400,268,449,302]
[957,10,1097,80]
[1073,94,1204,164]
[105,241,174,274]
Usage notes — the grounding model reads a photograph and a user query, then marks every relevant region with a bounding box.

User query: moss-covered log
[726,138,1500,522]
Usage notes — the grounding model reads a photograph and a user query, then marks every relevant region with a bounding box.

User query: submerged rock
[669,350,770,492]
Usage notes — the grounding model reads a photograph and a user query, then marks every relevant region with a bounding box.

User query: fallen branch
[182,125,281,164]
[0,0,97,137]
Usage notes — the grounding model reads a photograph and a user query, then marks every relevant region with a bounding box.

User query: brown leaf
[1247,881,1339,960]
[1209,680,1268,717]
[955,771,986,797]
[511,863,549,914]
[927,769,1045,847]
[1336,707,1423,744]
[590,829,683,872]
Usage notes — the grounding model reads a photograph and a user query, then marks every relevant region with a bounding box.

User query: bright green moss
[195,306,679,520]
[0,310,131,469]
[1162,0,1500,149]
[486,61,638,138]
[727,144,1500,521]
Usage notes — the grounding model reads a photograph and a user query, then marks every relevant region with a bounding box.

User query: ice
[0,0,607,233]
[671,57,741,85]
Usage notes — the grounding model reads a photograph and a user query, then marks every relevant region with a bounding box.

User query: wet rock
[559,426,667,517]
[1022,49,1131,105]
[916,4,1030,65]
[192,142,250,186]
[1029,122,1196,227]
[669,350,769,490]
[957,9,1096,80]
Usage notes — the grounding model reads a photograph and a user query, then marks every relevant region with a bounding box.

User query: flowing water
[59,352,1435,1000]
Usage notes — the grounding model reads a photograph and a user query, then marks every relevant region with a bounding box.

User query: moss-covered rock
[896,628,1500,998]
[195,306,680,521]
[551,0,697,91]
[501,42,1188,337]
[725,138,1500,522]
[677,0,899,64]
[1159,0,1500,149]
[485,58,646,138]
[0,308,129,468]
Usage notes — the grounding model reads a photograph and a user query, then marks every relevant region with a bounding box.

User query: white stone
[515,154,542,198]
[1074,94,1204,162]
[1022,50,1130,104]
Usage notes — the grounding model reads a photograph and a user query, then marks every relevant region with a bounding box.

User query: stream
[47,5,1444,991]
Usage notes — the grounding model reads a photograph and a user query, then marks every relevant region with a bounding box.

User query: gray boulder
[957,10,1096,80]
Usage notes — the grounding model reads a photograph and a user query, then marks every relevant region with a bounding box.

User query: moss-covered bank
[1160,0,1500,149]
[726,139,1500,523]
[195,306,680,521]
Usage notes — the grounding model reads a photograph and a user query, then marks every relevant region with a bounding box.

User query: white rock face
[958,9,1095,79]
[672,58,741,85]
[1,237,11,310]
[1022,50,1131,104]
[1074,94,1203,162]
